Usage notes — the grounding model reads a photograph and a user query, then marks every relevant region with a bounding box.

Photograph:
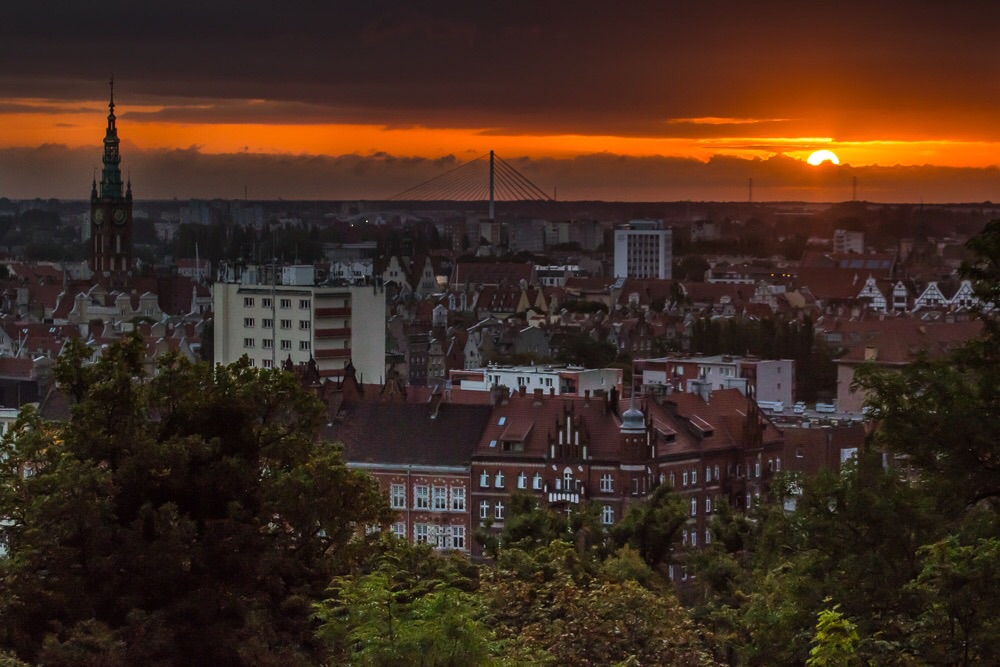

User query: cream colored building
[213,265,386,382]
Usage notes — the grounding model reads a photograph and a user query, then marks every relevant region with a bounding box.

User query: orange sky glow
[4,97,997,171]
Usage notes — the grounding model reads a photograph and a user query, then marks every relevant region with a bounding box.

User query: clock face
[112,207,127,225]
[92,209,104,225]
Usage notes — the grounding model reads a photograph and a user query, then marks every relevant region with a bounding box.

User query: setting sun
[807,149,840,166]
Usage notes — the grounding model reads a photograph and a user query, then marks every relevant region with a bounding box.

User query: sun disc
[807,149,840,166]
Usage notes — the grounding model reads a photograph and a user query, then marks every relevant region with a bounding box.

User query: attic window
[498,417,506,426]
[489,440,497,448]
[655,426,676,443]
[501,440,524,453]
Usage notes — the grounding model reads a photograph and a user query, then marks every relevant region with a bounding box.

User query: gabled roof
[801,251,895,275]
[451,261,534,287]
[325,399,493,468]
[837,319,982,364]
[473,390,625,461]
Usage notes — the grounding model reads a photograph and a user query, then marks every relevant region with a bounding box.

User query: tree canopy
[0,336,390,665]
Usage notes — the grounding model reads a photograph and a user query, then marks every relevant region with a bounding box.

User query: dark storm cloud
[2,0,999,138]
[2,144,997,203]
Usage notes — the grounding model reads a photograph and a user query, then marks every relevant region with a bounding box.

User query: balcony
[315,307,351,318]
[315,327,352,339]
[314,348,352,359]
[547,491,581,504]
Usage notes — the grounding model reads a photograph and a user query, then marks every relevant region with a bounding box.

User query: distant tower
[89,77,134,289]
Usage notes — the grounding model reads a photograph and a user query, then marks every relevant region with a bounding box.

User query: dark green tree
[0,336,391,665]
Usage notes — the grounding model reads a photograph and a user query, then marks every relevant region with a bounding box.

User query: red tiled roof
[452,261,534,287]
[325,399,493,467]
[838,320,982,365]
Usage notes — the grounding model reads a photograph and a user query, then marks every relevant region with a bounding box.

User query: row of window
[665,458,783,489]
[477,500,617,526]
[478,469,617,494]
[243,339,310,351]
[390,484,466,512]
[390,523,466,550]
[243,318,311,331]
[681,528,711,547]
[243,297,311,310]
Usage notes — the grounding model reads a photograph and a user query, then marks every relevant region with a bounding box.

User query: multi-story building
[636,354,795,406]
[213,264,385,382]
[450,364,623,398]
[326,386,492,554]
[613,219,672,280]
[833,229,865,254]
[469,385,783,561]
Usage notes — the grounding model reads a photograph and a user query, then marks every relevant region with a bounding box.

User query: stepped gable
[325,391,492,467]
[474,389,625,462]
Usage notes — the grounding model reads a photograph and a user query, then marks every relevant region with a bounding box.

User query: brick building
[324,383,492,553]
[469,385,783,560]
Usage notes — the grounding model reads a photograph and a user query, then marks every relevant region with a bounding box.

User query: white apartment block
[833,229,865,254]
[640,355,794,406]
[213,264,386,382]
[450,365,623,397]
[613,219,673,280]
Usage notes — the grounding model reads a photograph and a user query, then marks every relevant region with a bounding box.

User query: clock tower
[89,78,133,288]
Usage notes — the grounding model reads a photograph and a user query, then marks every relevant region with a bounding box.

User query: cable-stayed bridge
[388,151,552,219]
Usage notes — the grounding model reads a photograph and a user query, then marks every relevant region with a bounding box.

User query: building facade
[469,386,783,562]
[638,355,795,406]
[613,219,673,280]
[213,264,386,382]
[450,365,623,398]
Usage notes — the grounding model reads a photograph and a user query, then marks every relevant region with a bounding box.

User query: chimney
[533,387,544,405]
[691,378,711,403]
[518,384,527,397]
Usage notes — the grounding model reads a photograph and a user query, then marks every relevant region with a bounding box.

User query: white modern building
[638,354,795,406]
[449,364,623,397]
[213,264,386,382]
[613,219,672,280]
[833,229,865,254]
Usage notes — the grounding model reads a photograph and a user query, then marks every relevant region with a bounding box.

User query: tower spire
[100,76,123,199]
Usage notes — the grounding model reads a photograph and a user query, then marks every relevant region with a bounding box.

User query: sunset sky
[2,0,998,202]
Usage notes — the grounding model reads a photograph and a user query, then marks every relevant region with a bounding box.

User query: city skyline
[1,1,998,202]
